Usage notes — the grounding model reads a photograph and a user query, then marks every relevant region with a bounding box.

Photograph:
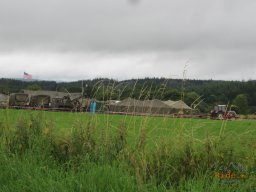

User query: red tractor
[211,105,239,120]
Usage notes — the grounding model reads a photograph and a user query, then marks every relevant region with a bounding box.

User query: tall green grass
[0,109,256,191]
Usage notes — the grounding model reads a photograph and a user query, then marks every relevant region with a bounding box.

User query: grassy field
[0,109,256,191]
[1,109,256,150]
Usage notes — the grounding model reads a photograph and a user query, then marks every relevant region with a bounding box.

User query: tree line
[1,78,255,114]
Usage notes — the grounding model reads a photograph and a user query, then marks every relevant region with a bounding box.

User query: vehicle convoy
[7,90,84,111]
[211,105,239,120]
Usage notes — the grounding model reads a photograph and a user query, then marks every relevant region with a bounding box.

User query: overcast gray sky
[0,0,256,81]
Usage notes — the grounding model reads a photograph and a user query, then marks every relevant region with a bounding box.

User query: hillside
[1,78,256,113]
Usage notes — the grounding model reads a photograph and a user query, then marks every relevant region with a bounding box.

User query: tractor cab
[213,105,227,113]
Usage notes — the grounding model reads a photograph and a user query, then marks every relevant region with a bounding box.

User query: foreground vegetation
[0,109,256,191]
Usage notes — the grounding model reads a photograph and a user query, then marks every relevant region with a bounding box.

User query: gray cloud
[0,0,255,81]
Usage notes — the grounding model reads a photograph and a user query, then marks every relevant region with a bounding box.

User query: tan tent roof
[142,99,170,108]
[164,100,192,110]
[115,97,142,107]
[115,98,170,108]
[112,98,191,110]
[163,100,176,106]
[106,100,121,105]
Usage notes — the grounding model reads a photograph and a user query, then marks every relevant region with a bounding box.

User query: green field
[0,109,256,191]
[1,109,256,150]
[1,109,256,139]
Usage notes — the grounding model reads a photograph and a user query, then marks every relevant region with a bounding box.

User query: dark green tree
[26,84,41,91]
[233,94,249,114]
[185,92,200,107]
[163,89,181,101]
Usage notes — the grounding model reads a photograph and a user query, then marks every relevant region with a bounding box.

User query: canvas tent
[108,97,140,113]
[163,100,192,114]
[108,98,192,115]
[108,98,172,115]
[140,99,173,114]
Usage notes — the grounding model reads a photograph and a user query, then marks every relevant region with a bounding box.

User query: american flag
[23,72,32,80]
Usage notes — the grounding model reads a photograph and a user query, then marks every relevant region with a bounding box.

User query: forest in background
[1,78,256,114]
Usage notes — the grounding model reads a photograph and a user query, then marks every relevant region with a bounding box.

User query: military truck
[9,93,30,107]
[30,95,51,108]
[51,96,73,109]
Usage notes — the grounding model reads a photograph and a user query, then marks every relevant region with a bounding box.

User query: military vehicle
[30,95,51,108]
[9,93,30,106]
